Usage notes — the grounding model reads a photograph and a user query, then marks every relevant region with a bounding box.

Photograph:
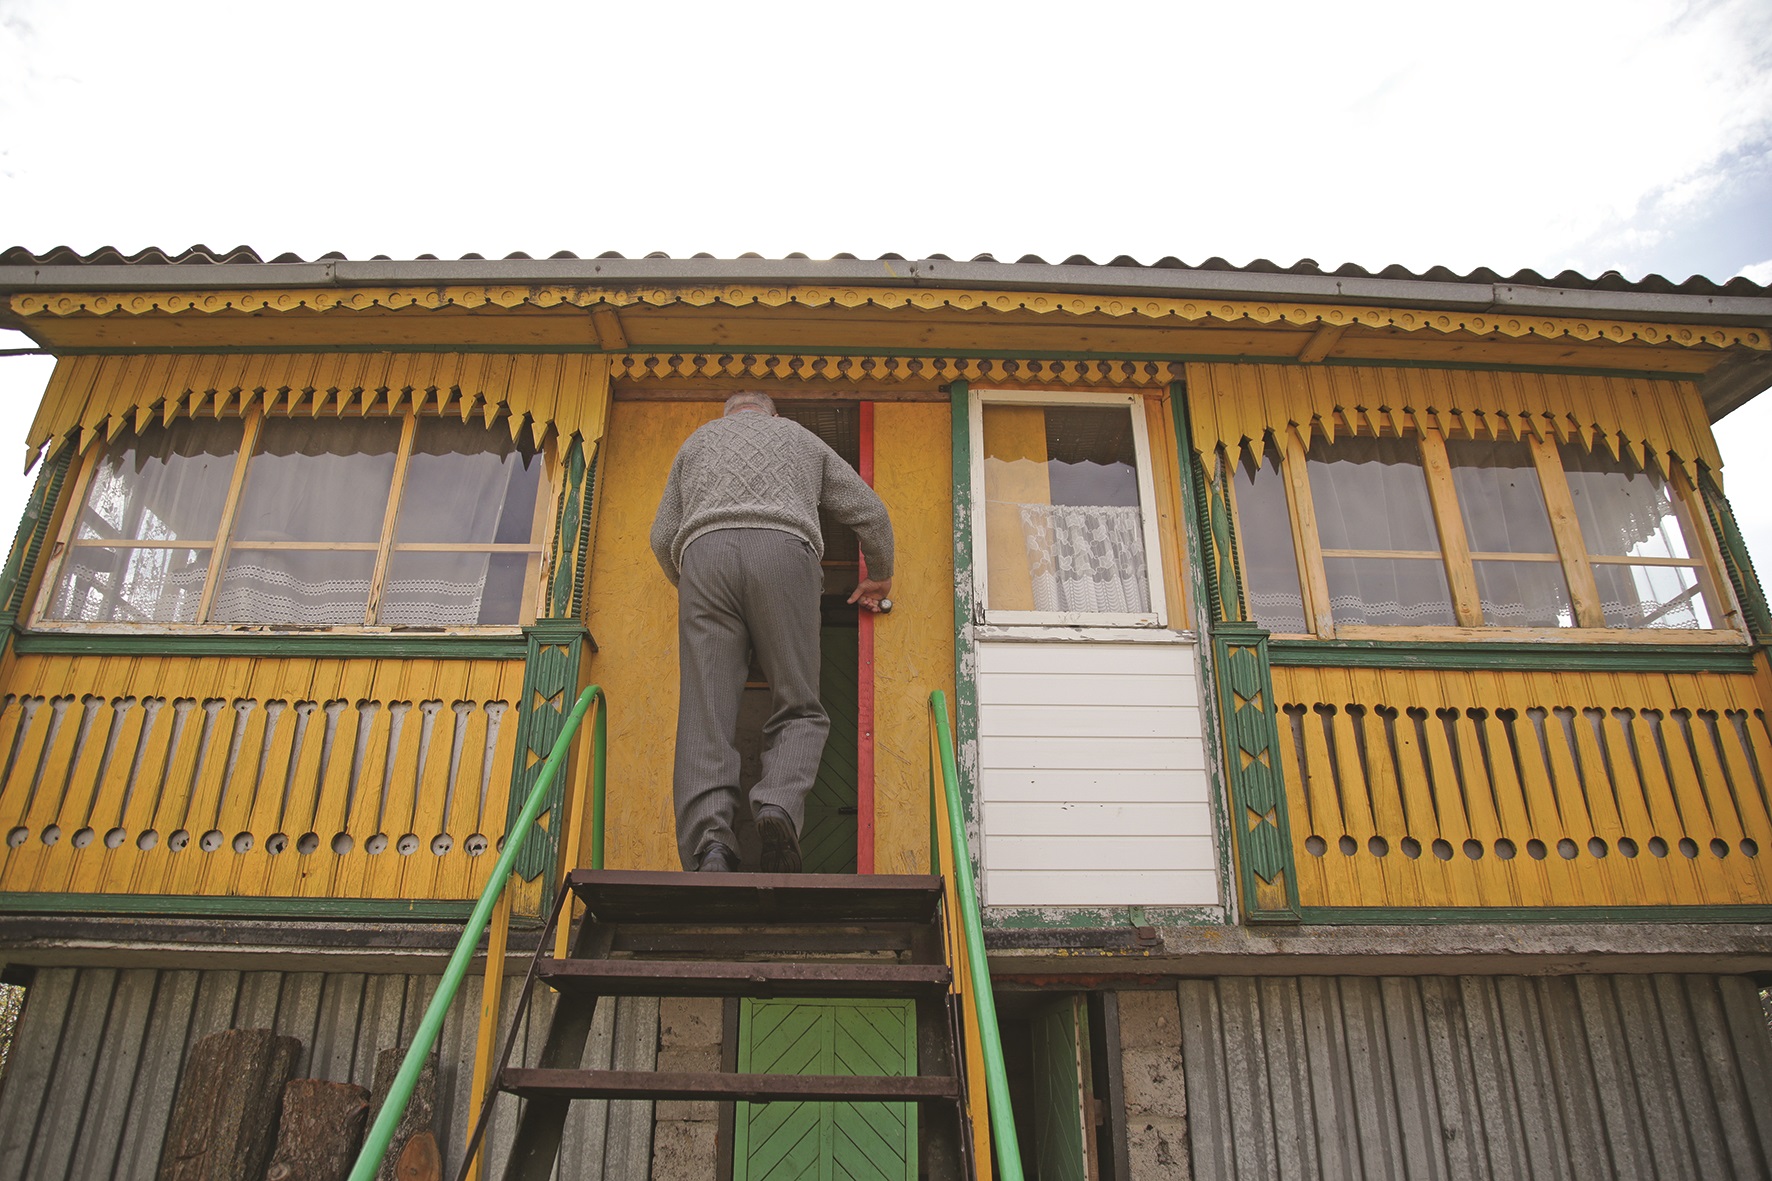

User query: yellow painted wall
[577,399,954,874]
[0,651,524,902]
[873,402,956,875]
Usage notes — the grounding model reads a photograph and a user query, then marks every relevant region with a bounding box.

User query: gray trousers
[674,528,829,868]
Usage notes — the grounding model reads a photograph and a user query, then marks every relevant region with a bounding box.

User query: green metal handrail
[346,684,605,1181]
[929,690,1025,1181]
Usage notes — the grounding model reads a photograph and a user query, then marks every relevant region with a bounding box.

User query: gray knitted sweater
[650,412,894,585]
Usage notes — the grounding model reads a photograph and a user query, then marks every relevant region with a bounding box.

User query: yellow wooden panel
[1271,663,1772,910]
[872,403,955,876]
[581,400,719,872]
[0,652,525,903]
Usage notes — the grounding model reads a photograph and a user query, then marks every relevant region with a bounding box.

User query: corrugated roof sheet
[3,244,1767,297]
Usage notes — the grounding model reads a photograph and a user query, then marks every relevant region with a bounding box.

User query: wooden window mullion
[1527,435,1605,628]
[195,408,265,624]
[1667,465,1741,632]
[1417,430,1484,628]
[364,411,420,625]
[1282,429,1335,637]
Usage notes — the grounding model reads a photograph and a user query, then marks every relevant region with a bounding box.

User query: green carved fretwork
[0,444,74,638]
[1212,621,1300,922]
[1698,467,1772,642]
[1192,448,1245,624]
[506,619,589,881]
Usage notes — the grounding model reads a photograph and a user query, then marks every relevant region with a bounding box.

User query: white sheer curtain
[1018,503,1151,613]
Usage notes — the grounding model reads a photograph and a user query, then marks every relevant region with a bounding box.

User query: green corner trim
[1169,381,1240,919]
[1698,469,1772,642]
[0,445,72,626]
[12,632,530,659]
[1266,637,1757,672]
[505,623,589,881]
[949,381,984,899]
[1299,904,1772,925]
[0,892,479,921]
[547,436,589,619]
[1212,622,1302,922]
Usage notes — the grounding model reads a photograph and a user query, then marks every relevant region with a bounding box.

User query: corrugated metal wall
[0,965,657,1180]
[1176,973,1772,1181]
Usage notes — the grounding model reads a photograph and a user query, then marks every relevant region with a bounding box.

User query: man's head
[723,391,777,417]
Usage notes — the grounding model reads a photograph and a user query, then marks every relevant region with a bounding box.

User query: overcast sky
[2,0,1769,566]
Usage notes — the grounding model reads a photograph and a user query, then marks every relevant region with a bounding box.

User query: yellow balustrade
[0,652,524,904]
[1273,664,1772,909]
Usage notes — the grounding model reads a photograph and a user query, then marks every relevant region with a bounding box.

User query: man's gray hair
[724,391,777,416]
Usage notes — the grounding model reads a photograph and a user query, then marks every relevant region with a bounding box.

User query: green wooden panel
[1031,996,1089,1181]
[734,998,917,1181]
[801,625,858,875]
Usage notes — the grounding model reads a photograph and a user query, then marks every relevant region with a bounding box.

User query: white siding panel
[977,671,1193,706]
[988,869,1221,907]
[977,642,1187,677]
[975,638,1219,908]
[979,703,1197,740]
[986,834,1217,870]
[980,768,1211,804]
[980,735,1205,771]
[984,801,1213,837]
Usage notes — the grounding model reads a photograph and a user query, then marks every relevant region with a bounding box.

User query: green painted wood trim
[1213,622,1302,923]
[1697,468,1772,642]
[32,344,1711,383]
[0,892,479,921]
[505,626,586,882]
[571,445,598,619]
[1265,638,1758,672]
[0,444,72,624]
[1299,904,1772,925]
[1169,380,1239,920]
[949,381,983,897]
[983,905,1228,930]
[547,436,588,619]
[11,632,530,659]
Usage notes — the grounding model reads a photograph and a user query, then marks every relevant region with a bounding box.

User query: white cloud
[1738,260,1772,285]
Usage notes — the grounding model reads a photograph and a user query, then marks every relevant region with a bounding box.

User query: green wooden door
[734,998,917,1181]
[801,624,858,874]
[1031,996,1093,1181]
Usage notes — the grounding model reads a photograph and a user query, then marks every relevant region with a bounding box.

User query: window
[40,410,548,629]
[1230,427,1738,638]
[971,390,1167,626]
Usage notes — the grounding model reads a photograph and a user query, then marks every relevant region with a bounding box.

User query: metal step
[566,870,944,924]
[501,1067,962,1104]
[537,957,952,998]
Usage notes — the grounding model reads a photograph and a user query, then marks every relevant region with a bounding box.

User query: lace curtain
[1018,503,1151,614]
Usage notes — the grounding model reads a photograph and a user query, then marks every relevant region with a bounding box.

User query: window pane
[231,417,401,544]
[73,419,241,543]
[1323,556,1456,626]
[48,546,209,623]
[1307,434,1440,552]
[1445,438,1558,554]
[395,419,544,545]
[1471,560,1574,627]
[1593,564,1713,629]
[1234,449,1306,633]
[209,550,377,626]
[981,403,1150,614]
[380,551,536,626]
[1559,442,1692,559]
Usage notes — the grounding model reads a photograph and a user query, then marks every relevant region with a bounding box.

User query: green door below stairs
[734,997,917,1181]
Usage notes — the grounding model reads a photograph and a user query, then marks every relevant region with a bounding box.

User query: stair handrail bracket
[929,689,1025,1181]
[346,685,606,1181]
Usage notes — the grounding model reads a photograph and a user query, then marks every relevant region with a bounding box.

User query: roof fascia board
[0,257,1769,327]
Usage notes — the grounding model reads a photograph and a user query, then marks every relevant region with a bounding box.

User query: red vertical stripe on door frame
[857,401,876,874]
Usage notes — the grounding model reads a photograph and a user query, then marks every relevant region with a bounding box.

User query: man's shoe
[697,842,739,872]
[754,805,803,874]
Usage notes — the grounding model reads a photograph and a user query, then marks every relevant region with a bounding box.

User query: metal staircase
[470,870,973,1179]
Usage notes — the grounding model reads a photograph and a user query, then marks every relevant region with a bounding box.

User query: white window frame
[969,388,1168,628]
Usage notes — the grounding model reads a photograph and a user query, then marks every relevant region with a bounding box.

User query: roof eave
[1,257,1770,328]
